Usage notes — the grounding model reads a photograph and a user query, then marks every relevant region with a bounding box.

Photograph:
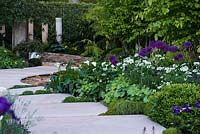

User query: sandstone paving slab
[28,115,165,134]
[0,66,58,88]
[16,102,107,118]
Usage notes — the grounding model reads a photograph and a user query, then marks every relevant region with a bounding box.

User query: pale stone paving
[0,66,165,134]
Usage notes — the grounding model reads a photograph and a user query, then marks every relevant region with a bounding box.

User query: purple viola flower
[174,54,184,61]
[195,100,200,108]
[172,106,181,115]
[0,97,19,120]
[155,40,165,49]
[182,104,192,112]
[184,41,192,48]
[109,55,119,66]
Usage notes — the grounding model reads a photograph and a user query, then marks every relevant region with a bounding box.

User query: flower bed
[45,40,200,133]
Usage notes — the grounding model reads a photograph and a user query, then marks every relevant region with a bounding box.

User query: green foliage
[21,91,34,95]
[45,60,84,93]
[62,96,92,103]
[143,0,200,45]
[163,128,182,134]
[148,84,200,134]
[21,90,51,95]
[14,40,43,59]
[28,58,42,67]
[9,85,36,89]
[0,0,49,25]
[0,115,30,134]
[104,75,153,104]
[35,90,51,94]
[101,99,147,115]
[0,47,27,69]
[81,45,104,57]
[86,0,148,45]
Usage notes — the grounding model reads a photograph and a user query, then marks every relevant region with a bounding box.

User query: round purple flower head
[184,41,192,48]
[148,41,156,49]
[164,46,179,53]
[0,97,19,120]
[0,97,12,114]
[174,54,184,61]
[109,55,118,66]
[138,47,152,57]
[195,100,200,108]
[172,106,181,115]
[182,104,192,113]
[155,40,165,49]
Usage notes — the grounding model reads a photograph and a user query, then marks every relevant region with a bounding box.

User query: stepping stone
[28,115,165,134]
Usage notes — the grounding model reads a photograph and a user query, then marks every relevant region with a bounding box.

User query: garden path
[0,66,165,134]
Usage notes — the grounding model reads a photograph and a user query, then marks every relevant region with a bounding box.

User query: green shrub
[63,96,92,103]
[163,128,182,134]
[0,47,27,69]
[28,58,42,67]
[45,60,84,93]
[14,40,43,59]
[104,75,153,104]
[35,90,51,94]
[101,99,148,115]
[21,91,34,95]
[148,84,200,134]
[9,85,36,89]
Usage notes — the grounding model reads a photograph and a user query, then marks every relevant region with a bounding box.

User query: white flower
[0,116,3,121]
[155,54,162,58]
[84,60,90,65]
[193,62,200,66]
[103,67,108,71]
[142,60,151,65]
[101,62,106,67]
[134,53,139,57]
[192,69,198,73]
[180,66,189,72]
[91,62,96,67]
[157,67,163,71]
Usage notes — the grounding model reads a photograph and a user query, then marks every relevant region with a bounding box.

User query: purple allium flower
[155,40,165,49]
[148,41,156,49]
[109,55,118,66]
[174,54,184,61]
[164,46,179,53]
[184,41,192,48]
[195,100,200,108]
[0,97,19,120]
[172,106,181,115]
[182,104,192,112]
[138,47,152,57]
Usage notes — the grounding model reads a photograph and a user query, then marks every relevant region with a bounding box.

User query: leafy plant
[104,75,153,104]
[14,40,43,59]
[45,60,84,93]
[9,85,36,89]
[148,84,200,134]
[0,47,27,69]
[101,99,148,115]
[62,96,92,103]
[21,91,34,96]
[163,128,182,134]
